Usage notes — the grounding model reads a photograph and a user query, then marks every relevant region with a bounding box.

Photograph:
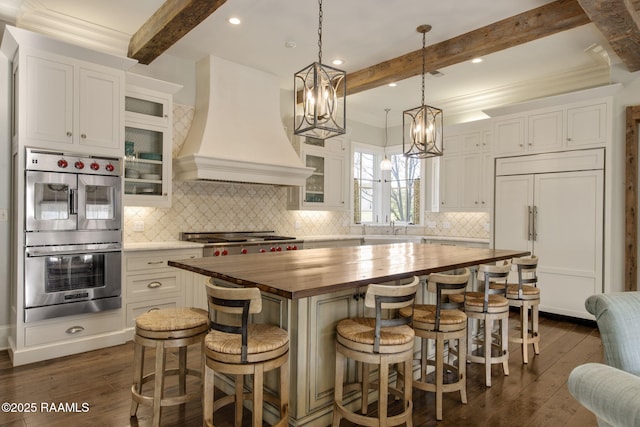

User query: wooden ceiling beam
[128,0,227,65]
[577,0,640,72]
[345,0,591,96]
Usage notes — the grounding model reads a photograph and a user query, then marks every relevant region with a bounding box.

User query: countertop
[169,243,527,299]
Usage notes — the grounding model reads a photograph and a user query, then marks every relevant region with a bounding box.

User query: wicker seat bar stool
[332,276,419,427]
[451,262,511,387]
[130,307,209,427]
[506,256,540,364]
[399,268,470,421]
[203,282,289,427]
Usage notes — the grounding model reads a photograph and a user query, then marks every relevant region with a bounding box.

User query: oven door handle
[25,244,121,257]
[70,188,77,215]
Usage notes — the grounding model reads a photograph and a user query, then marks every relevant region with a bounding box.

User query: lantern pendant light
[294,0,346,140]
[403,25,443,158]
[380,108,392,171]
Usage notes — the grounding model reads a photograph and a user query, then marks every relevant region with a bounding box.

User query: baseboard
[0,324,10,351]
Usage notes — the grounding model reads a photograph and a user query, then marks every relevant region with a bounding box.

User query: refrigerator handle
[527,205,533,241]
[532,205,538,241]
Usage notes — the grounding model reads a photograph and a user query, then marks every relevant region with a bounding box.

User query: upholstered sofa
[567,292,640,426]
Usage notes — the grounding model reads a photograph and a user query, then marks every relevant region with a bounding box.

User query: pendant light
[403,25,443,158]
[294,0,346,140]
[380,108,392,171]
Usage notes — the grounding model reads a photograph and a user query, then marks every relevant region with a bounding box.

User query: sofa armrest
[568,363,640,427]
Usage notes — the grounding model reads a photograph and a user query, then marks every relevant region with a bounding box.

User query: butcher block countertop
[168,243,529,300]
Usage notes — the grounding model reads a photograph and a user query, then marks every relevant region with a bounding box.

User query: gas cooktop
[180,231,298,244]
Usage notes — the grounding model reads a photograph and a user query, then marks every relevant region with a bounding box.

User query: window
[353,143,422,225]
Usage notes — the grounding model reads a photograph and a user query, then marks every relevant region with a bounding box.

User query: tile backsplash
[123,104,489,242]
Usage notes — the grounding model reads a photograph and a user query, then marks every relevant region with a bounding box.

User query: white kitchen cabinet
[493,149,604,319]
[22,52,124,157]
[288,137,348,210]
[123,248,202,333]
[439,127,492,212]
[124,74,182,207]
[493,101,608,156]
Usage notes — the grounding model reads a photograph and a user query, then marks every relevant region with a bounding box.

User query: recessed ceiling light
[228,17,241,25]
[284,41,297,49]
[388,82,397,87]
[471,57,483,64]
[332,59,343,66]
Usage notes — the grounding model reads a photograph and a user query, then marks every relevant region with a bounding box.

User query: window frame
[351,141,426,226]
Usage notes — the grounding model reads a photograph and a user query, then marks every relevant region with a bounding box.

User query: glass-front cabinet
[123,73,181,207]
[287,136,347,211]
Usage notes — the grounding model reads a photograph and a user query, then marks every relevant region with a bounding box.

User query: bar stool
[130,307,209,427]
[453,263,511,387]
[506,256,540,364]
[202,282,289,427]
[332,276,419,427]
[400,268,470,420]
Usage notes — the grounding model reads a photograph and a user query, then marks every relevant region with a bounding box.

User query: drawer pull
[65,326,85,335]
[147,281,162,289]
[147,261,164,265]
[148,307,161,312]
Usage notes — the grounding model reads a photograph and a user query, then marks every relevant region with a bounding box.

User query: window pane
[389,154,420,224]
[354,151,375,223]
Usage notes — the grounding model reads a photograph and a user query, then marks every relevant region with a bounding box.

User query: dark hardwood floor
[0,311,601,427]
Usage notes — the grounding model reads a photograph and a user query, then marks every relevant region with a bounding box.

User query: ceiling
[0,0,629,127]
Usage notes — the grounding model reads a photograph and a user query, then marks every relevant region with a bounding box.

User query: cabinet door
[78,67,122,152]
[528,110,563,152]
[493,117,526,154]
[124,122,171,207]
[439,155,462,210]
[494,174,534,253]
[324,153,346,208]
[533,170,603,318]
[307,290,361,412]
[25,55,74,147]
[566,103,607,147]
[461,154,482,208]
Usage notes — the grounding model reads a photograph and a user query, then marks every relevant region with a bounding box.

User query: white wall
[0,51,11,345]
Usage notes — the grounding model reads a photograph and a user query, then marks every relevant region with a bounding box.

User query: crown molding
[14,0,130,57]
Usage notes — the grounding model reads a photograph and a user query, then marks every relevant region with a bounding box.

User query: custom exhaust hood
[174,55,314,186]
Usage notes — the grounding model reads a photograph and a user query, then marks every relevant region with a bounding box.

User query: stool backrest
[512,256,538,298]
[365,276,419,353]
[427,268,470,330]
[205,281,263,362]
[477,262,511,312]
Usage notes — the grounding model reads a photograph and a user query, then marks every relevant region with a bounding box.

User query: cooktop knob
[105,163,115,172]
[90,162,100,171]
[260,249,266,253]
[74,160,85,170]
[241,248,248,254]
[221,249,228,256]
[57,159,68,168]
[276,246,282,251]
[270,247,276,252]
[214,250,221,256]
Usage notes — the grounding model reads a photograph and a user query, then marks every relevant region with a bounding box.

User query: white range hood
[174,55,313,186]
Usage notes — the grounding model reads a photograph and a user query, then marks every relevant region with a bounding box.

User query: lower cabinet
[123,248,202,333]
[24,310,122,347]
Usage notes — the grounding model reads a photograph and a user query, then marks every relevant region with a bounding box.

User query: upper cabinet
[493,100,609,155]
[123,73,182,208]
[2,26,135,158]
[439,123,493,212]
[288,136,348,211]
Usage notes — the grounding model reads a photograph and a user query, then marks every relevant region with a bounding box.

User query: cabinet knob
[81,134,87,139]
[66,131,72,137]
[567,137,572,141]
[519,144,524,147]
[65,326,85,334]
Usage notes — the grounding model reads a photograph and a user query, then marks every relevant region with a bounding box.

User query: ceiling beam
[129,0,227,65]
[577,0,640,72]
[345,0,591,96]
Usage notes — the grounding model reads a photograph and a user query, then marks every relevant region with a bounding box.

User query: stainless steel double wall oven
[23,148,123,322]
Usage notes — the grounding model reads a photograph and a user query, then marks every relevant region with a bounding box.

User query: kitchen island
[169,243,529,427]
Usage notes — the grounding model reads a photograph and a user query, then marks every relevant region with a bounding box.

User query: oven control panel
[26,148,122,177]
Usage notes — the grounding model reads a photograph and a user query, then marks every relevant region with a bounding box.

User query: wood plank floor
[0,311,601,427]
